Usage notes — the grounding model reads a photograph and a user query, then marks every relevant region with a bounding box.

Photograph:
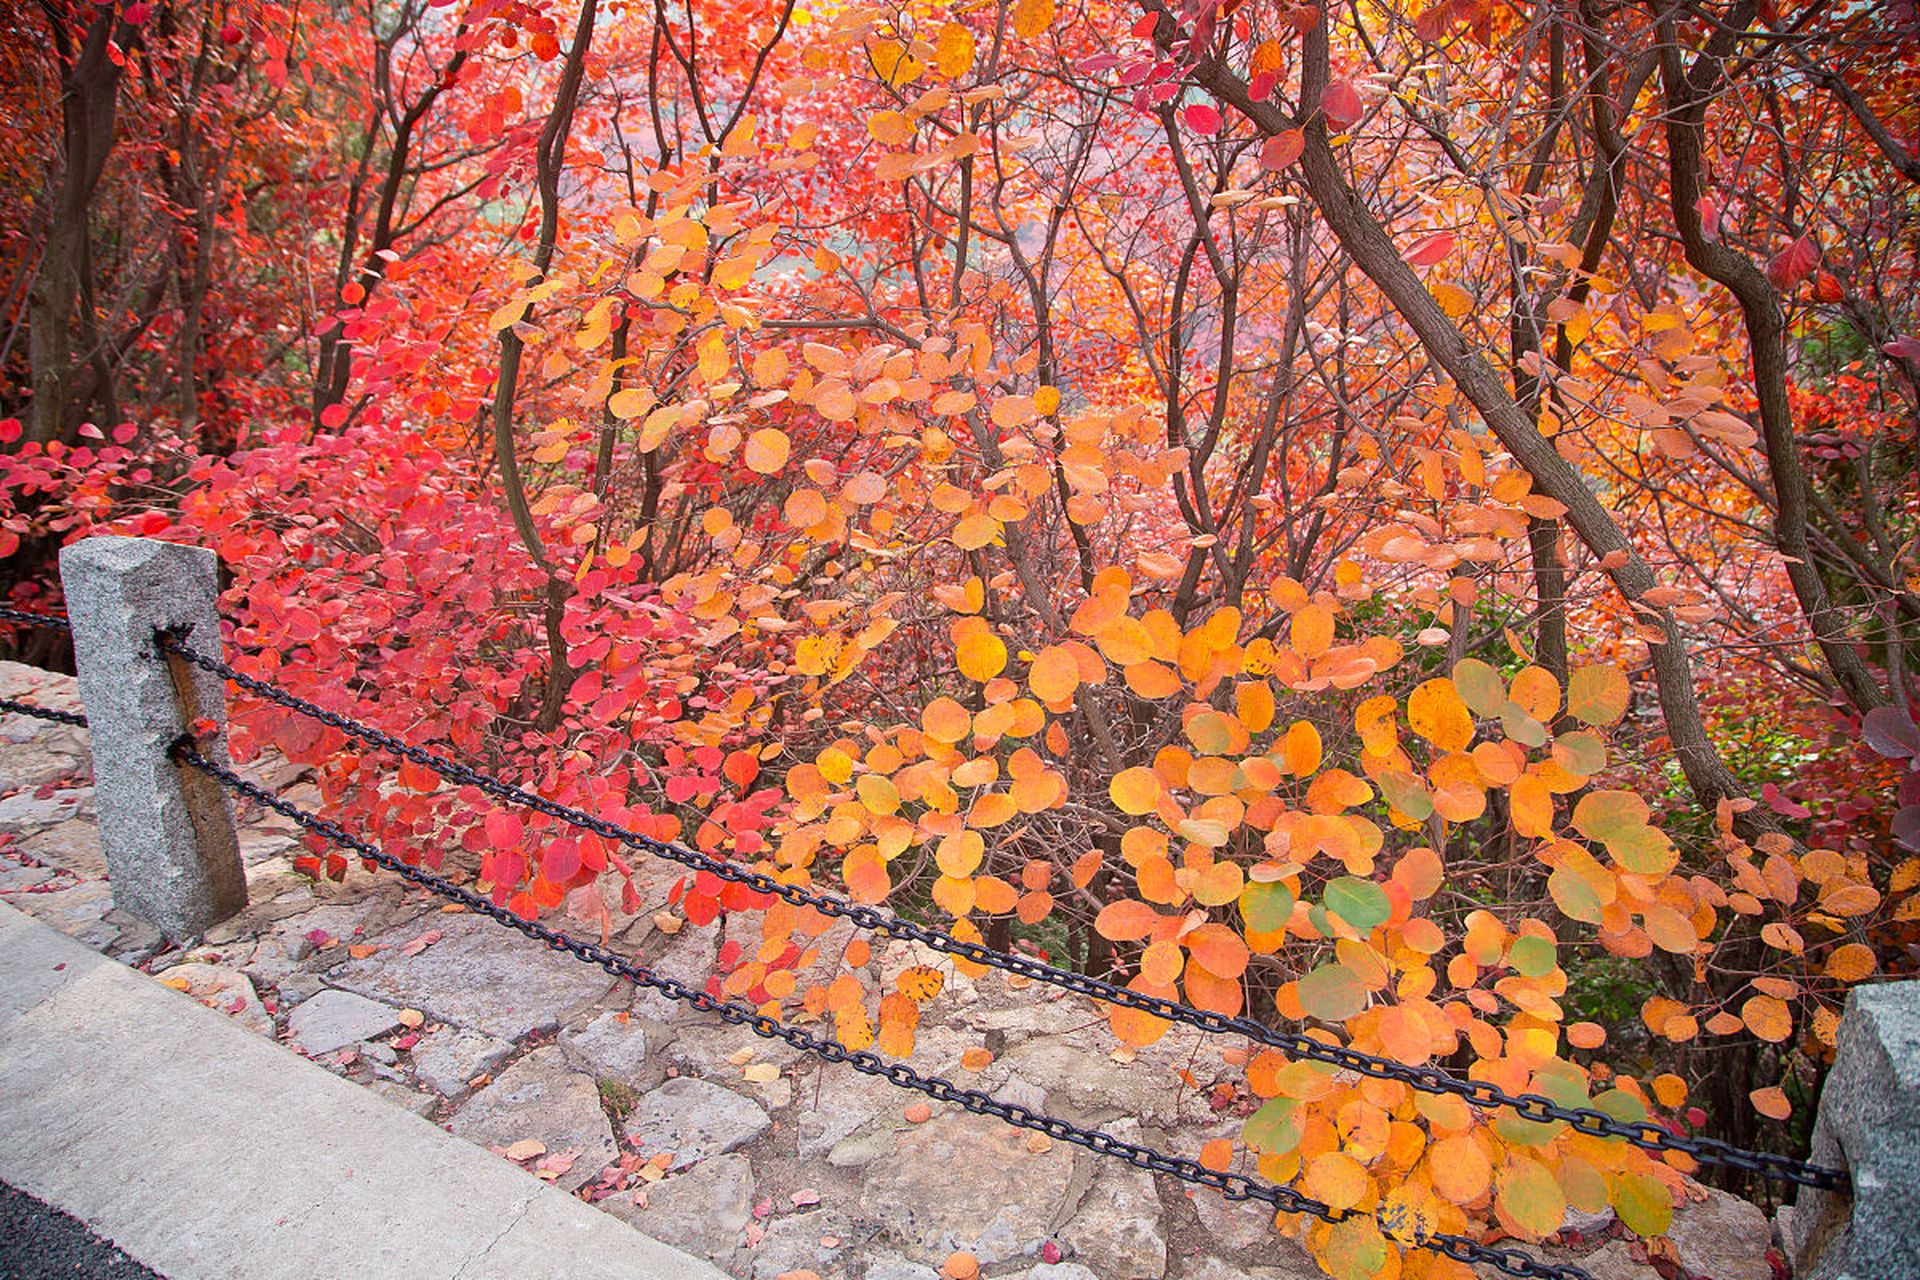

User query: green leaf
[1451,658,1507,717]
[1242,1097,1300,1153]
[1509,934,1556,977]
[1323,876,1391,931]
[1298,962,1369,1021]
[1609,1170,1674,1238]
[1239,880,1294,934]
[1377,769,1434,820]
[1548,868,1603,924]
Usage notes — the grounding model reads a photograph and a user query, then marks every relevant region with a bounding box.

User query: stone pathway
[0,660,1785,1280]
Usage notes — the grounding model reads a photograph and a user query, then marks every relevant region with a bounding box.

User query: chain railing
[0,603,1856,1199]
[169,736,1605,1280]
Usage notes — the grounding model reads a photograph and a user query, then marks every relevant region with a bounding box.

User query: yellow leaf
[1304,1151,1369,1211]
[952,616,1008,681]
[1010,0,1054,39]
[1110,767,1161,816]
[933,22,975,78]
[1431,281,1475,318]
[743,428,791,475]
[1407,679,1475,752]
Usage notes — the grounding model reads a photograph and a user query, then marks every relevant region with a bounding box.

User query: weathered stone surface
[606,1152,754,1261]
[0,863,53,890]
[1790,980,1920,1280]
[15,818,106,878]
[0,663,90,788]
[865,1253,939,1280]
[1190,1182,1280,1256]
[743,1207,867,1280]
[623,1076,770,1170]
[1058,1158,1167,1279]
[1662,1186,1770,1280]
[1023,1265,1101,1280]
[629,926,718,1024]
[861,1111,1077,1265]
[366,1079,439,1119]
[559,1009,650,1078]
[998,1034,1185,1126]
[448,1047,616,1191]
[329,911,616,1040]
[796,1061,903,1161]
[411,1025,515,1097]
[60,536,246,940]
[0,787,91,833]
[287,987,404,1055]
[152,962,272,1036]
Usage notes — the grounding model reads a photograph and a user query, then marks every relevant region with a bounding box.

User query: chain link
[0,606,73,632]
[157,631,1849,1192]
[0,697,89,727]
[172,738,1601,1280]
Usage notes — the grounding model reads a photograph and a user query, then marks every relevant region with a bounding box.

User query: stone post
[57,536,245,940]
[1784,980,1920,1280]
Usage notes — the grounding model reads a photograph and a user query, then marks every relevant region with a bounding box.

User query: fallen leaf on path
[503,1139,546,1161]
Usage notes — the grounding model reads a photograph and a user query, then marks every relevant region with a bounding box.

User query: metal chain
[157,629,1849,1191]
[0,697,89,728]
[0,606,73,632]
[172,738,1599,1280]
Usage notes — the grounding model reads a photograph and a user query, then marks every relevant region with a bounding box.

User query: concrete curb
[0,900,731,1280]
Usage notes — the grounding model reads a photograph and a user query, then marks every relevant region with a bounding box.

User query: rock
[1789,980,1920,1280]
[666,1020,805,1106]
[559,1010,649,1078]
[997,1035,1185,1126]
[16,818,106,878]
[411,1026,516,1098]
[827,1128,900,1169]
[1190,1183,1280,1256]
[0,863,54,890]
[11,878,113,940]
[1057,1159,1166,1279]
[286,987,404,1054]
[1665,1186,1770,1280]
[448,1047,616,1192]
[0,786,90,833]
[1023,1266,1101,1280]
[623,1077,770,1170]
[860,1110,1077,1266]
[367,1080,439,1119]
[328,911,616,1041]
[606,1152,754,1262]
[796,1062,903,1161]
[151,962,273,1036]
[628,926,719,1024]
[743,1206,866,1280]
[864,1252,939,1280]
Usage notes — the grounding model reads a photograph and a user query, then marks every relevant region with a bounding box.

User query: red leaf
[1260,129,1304,170]
[1405,231,1455,267]
[1766,234,1820,288]
[485,812,523,849]
[1321,79,1363,129]
[1182,103,1223,135]
[543,838,581,884]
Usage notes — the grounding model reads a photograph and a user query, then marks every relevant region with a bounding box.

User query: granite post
[1784,980,1920,1280]
[57,536,245,940]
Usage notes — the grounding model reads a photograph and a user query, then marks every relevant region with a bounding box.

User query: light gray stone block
[58,536,244,939]
[1789,980,1920,1280]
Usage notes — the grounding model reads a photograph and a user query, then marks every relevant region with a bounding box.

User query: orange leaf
[1750,1086,1792,1120]
[1303,1151,1368,1210]
[896,965,946,1002]
[1742,993,1793,1042]
[1029,645,1080,702]
[1186,923,1250,979]
[1095,898,1162,942]
[1408,679,1475,751]
[1199,1138,1234,1173]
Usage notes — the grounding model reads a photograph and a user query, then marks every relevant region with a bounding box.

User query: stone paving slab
[0,900,729,1280]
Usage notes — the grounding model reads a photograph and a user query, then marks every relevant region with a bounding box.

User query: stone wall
[0,660,1795,1280]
